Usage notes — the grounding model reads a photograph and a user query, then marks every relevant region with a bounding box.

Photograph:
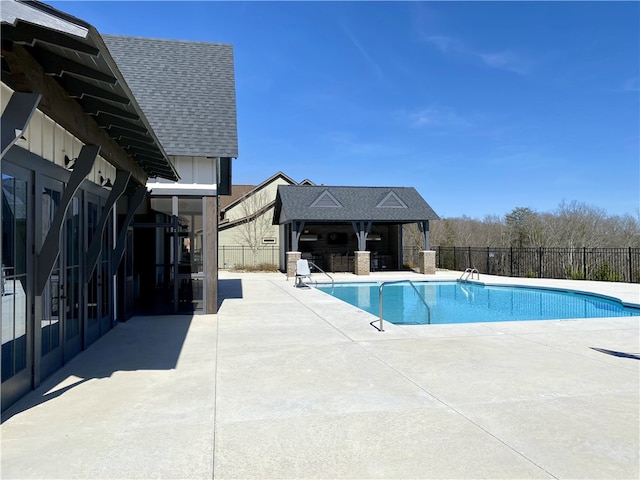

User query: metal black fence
[221,245,639,283]
[402,246,640,283]
[219,245,279,269]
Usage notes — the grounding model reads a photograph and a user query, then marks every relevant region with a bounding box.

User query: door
[39,177,64,380]
[99,211,112,335]
[62,193,82,361]
[85,191,113,339]
[85,193,100,346]
[1,164,34,411]
[39,179,84,379]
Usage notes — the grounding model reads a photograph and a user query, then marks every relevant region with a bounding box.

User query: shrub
[593,263,622,282]
[231,263,279,272]
[566,267,585,280]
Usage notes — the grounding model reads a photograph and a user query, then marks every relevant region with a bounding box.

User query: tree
[235,189,274,265]
[505,207,539,247]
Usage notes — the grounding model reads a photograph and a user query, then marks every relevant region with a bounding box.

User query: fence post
[486,246,490,274]
[629,247,633,282]
[510,247,513,277]
[538,247,542,278]
[583,247,587,280]
[452,246,455,270]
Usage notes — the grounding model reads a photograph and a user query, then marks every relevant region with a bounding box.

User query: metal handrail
[375,280,431,332]
[308,261,334,288]
[459,268,480,281]
[459,268,472,280]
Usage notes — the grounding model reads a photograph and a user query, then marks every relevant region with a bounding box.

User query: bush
[231,263,279,272]
[593,263,622,282]
[566,267,585,280]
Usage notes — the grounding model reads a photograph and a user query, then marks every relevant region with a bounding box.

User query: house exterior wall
[219,176,297,248]
[152,155,217,185]
[1,83,117,188]
[1,82,121,412]
[218,206,280,246]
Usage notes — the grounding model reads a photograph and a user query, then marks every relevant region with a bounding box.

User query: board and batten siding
[1,82,116,186]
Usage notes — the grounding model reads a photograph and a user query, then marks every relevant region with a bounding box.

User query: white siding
[169,155,216,185]
[2,82,117,188]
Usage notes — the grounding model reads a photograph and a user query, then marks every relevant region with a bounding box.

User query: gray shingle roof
[103,35,238,158]
[1,1,179,182]
[274,186,440,224]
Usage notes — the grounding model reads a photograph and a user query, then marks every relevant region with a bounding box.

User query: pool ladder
[460,268,480,281]
[374,280,431,332]
[308,261,335,288]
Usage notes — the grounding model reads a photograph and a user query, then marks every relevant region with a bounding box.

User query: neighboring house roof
[273,185,440,224]
[219,171,310,231]
[220,171,300,214]
[218,185,254,211]
[1,0,179,182]
[103,35,238,158]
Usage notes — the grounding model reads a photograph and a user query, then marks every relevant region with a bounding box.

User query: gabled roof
[1,0,179,181]
[218,185,254,211]
[273,185,440,224]
[103,35,238,158]
[220,171,314,213]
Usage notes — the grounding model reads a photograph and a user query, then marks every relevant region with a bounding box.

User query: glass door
[85,190,112,338]
[39,178,64,380]
[1,164,33,411]
[99,204,112,335]
[62,193,82,361]
[85,193,100,346]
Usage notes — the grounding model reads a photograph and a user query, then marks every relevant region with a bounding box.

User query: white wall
[1,83,116,186]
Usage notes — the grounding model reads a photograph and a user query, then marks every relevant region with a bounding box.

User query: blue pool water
[315,281,640,325]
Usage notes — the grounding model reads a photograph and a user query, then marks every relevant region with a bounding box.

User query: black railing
[402,246,639,283]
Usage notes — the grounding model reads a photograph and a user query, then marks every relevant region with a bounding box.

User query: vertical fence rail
[219,245,280,269]
[403,246,640,283]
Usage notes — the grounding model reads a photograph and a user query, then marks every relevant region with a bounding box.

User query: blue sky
[49,1,639,219]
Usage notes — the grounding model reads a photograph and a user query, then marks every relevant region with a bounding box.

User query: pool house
[1,0,237,412]
[273,185,440,276]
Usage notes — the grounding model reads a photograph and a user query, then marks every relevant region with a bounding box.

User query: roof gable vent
[376,191,407,208]
[310,190,343,208]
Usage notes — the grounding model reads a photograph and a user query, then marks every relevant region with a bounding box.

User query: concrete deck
[2,271,639,479]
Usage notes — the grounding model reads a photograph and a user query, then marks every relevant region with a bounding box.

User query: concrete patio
[1,270,639,479]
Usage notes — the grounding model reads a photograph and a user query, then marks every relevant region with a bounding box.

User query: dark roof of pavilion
[273,185,439,224]
[1,0,179,181]
[103,35,238,158]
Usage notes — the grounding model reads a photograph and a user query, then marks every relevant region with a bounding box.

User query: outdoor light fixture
[98,171,112,188]
[15,129,26,142]
[64,155,76,170]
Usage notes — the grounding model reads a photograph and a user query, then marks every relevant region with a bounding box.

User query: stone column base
[286,251,301,279]
[419,250,436,275]
[354,251,370,276]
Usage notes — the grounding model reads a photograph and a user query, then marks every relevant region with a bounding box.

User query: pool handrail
[460,268,480,281]
[308,261,334,288]
[376,280,431,332]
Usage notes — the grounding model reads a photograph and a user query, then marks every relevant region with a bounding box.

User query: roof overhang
[1,0,180,182]
[146,182,217,197]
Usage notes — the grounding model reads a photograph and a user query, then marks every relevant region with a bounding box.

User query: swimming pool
[315,281,640,325]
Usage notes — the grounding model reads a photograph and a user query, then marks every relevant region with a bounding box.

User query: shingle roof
[103,35,238,158]
[274,186,440,224]
[1,0,179,182]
